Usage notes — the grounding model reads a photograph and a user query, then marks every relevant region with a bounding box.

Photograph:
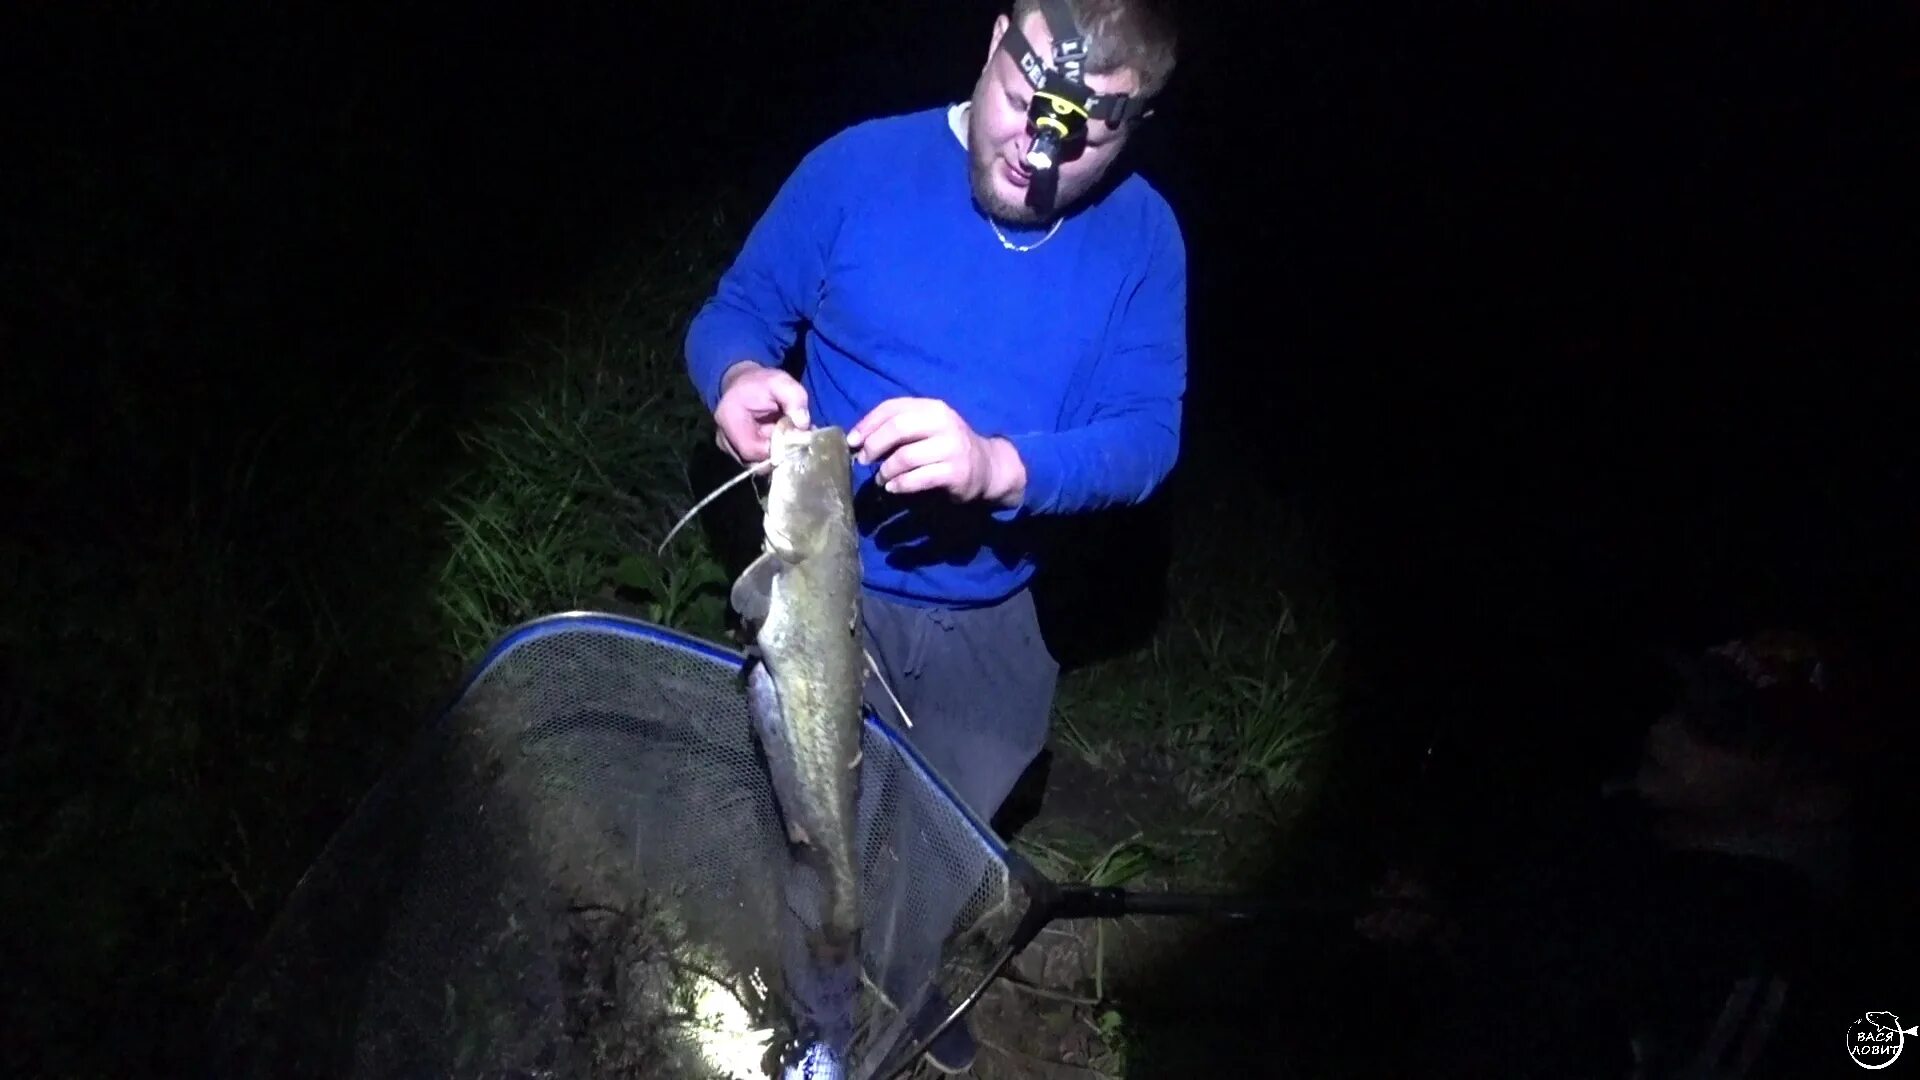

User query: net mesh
[207,612,1044,1080]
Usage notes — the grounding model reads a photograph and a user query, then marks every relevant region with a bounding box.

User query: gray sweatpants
[849,585,1058,1031]
[858,586,1059,824]
[762,588,1058,1061]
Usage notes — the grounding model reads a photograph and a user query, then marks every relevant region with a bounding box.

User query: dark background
[4,0,1914,1074]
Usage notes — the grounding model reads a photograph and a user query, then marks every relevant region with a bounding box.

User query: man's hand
[713,361,810,463]
[847,397,1026,508]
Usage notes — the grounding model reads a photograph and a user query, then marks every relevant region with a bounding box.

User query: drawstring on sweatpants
[903,606,957,679]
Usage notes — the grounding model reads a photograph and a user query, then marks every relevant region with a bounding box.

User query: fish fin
[736,643,763,688]
[745,654,809,852]
[731,549,781,626]
[782,927,861,1070]
[865,649,914,729]
[847,749,862,770]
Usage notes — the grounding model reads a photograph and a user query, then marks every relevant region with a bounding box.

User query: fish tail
[784,929,860,1070]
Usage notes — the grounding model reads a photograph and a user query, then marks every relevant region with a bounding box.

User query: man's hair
[1010,0,1179,103]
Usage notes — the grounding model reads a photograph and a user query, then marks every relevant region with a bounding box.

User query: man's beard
[968,143,1048,225]
[967,107,1053,226]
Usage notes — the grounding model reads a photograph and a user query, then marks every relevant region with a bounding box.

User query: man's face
[967,12,1140,225]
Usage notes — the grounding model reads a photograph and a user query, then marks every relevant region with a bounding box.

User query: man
[683,2,1183,1068]
[688,0,1183,826]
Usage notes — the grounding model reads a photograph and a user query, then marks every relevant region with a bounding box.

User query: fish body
[731,422,865,1077]
[1866,1011,1918,1036]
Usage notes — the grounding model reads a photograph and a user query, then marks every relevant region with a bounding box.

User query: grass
[1003,493,1342,1078]
[1049,493,1343,835]
[429,239,741,657]
[5,172,1341,1078]
[1015,825,1182,1001]
[3,340,459,1067]
[1,197,749,1076]
[1002,826,1160,1077]
[4,15,1338,1080]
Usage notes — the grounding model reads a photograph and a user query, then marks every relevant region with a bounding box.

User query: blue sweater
[685,105,1187,608]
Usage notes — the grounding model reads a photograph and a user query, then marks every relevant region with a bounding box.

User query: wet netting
[207,612,1050,1080]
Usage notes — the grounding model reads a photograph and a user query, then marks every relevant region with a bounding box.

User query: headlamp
[1000,0,1147,175]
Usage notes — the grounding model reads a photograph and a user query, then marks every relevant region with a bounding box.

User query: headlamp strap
[1000,1,1142,130]
[1037,0,1087,84]
[1002,21,1057,95]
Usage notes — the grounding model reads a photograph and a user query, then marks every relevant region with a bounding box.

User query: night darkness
[4,2,1915,1077]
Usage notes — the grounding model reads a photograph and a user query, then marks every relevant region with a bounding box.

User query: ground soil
[912,746,1270,1080]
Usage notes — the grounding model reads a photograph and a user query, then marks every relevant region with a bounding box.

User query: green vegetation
[1,199,750,1074]
[1055,503,1341,827]
[430,231,741,657]
[4,192,1340,1078]
[983,491,1342,1077]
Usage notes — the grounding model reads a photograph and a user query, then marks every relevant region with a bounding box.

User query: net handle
[1047,883,1401,922]
[862,855,1441,1078]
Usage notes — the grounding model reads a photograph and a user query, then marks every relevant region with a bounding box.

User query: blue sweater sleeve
[1005,211,1187,515]
[683,135,851,411]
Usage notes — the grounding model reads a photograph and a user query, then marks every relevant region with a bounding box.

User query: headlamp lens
[1025,97,1081,173]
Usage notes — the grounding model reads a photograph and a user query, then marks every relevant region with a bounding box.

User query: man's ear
[986,14,1010,67]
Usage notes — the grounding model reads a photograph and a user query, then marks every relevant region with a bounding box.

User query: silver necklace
[952,102,1063,252]
[990,214,1062,253]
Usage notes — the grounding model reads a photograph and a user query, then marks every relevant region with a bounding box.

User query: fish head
[764,421,853,556]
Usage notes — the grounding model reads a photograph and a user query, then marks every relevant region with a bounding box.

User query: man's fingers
[765,373,811,428]
[882,460,958,496]
[875,432,956,483]
[721,365,809,429]
[849,397,932,451]
[856,413,931,465]
[856,404,951,464]
[716,414,770,464]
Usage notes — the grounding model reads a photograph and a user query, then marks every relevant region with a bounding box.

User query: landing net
[207,612,1044,1079]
